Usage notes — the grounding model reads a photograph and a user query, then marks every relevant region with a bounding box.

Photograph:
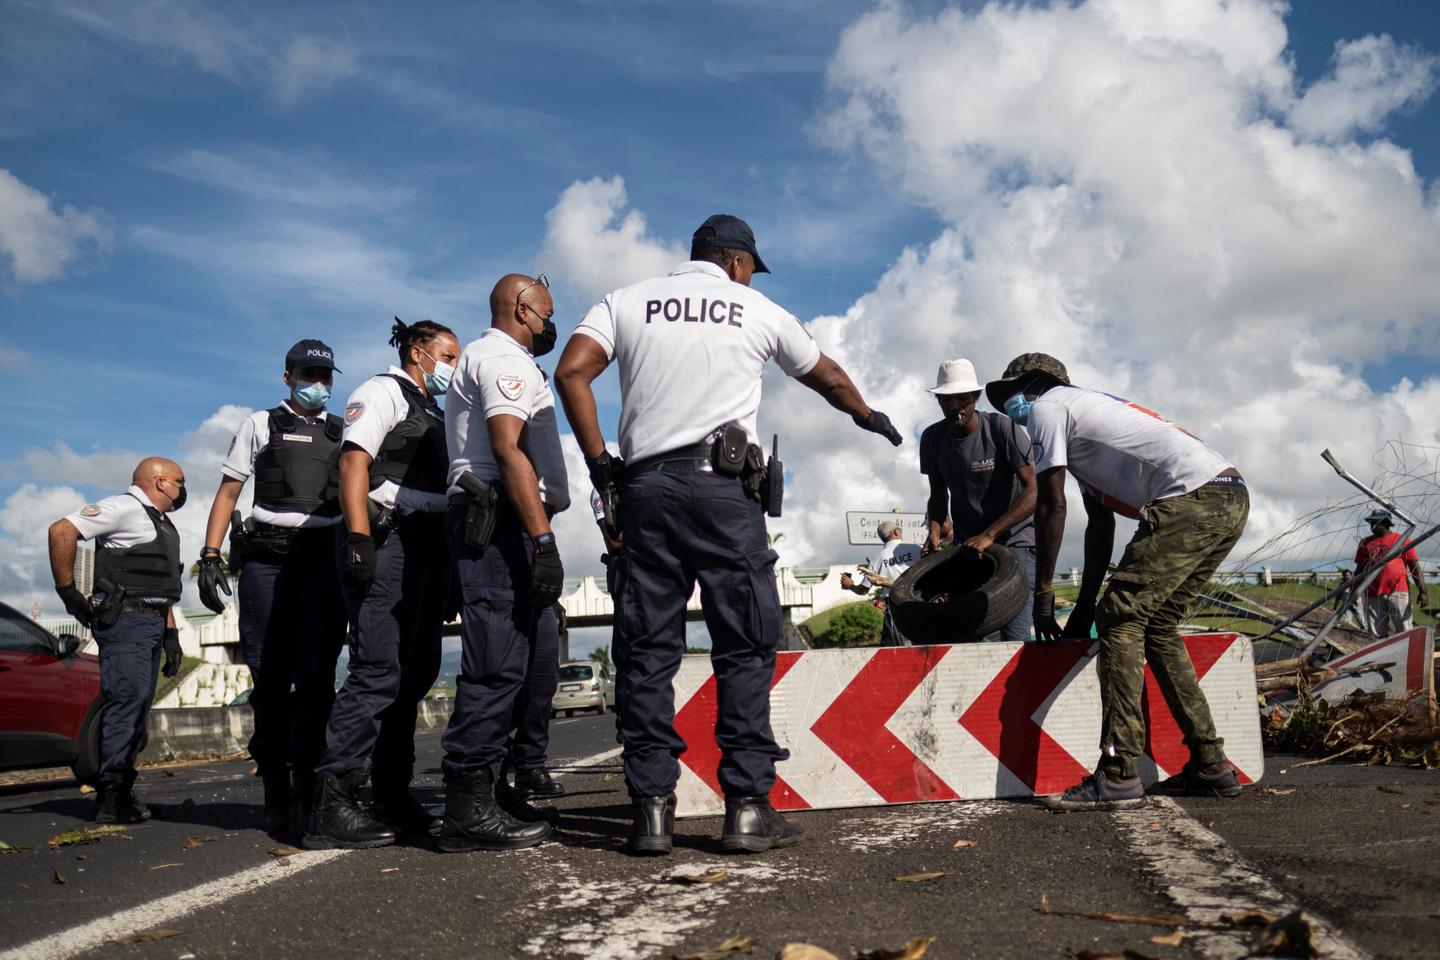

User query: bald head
[133,457,187,512]
[490,274,539,322]
[489,272,554,355]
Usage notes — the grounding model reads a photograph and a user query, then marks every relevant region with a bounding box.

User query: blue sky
[4,0,1440,609]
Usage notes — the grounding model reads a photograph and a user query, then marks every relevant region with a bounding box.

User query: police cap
[285,339,341,373]
[692,214,770,274]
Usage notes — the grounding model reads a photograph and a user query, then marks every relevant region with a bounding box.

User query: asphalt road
[1,715,1437,960]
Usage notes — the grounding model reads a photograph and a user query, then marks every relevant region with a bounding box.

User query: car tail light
[590,682,599,691]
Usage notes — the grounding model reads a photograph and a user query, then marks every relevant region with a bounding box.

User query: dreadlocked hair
[389,316,454,366]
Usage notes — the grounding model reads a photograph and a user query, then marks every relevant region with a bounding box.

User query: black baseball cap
[285,339,340,372]
[692,214,770,273]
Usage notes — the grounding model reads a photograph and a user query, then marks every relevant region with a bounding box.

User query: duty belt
[627,441,716,476]
[119,599,170,615]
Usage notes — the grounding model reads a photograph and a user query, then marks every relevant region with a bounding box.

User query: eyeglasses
[516,272,552,321]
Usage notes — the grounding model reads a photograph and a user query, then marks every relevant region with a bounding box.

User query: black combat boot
[94,778,147,825]
[495,777,560,824]
[437,766,550,853]
[721,795,801,853]
[119,771,153,821]
[371,788,444,838]
[625,794,676,856]
[303,771,396,849]
[512,766,566,799]
[261,769,290,833]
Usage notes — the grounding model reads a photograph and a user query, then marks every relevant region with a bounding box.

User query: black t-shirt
[919,412,1035,548]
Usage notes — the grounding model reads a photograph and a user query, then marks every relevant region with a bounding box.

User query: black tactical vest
[94,495,182,602]
[368,375,448,494]
[253,406,343,516]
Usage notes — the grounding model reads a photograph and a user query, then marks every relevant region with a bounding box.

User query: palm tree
[588,647,612,672]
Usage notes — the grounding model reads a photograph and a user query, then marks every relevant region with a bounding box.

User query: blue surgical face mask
[1003,392,1032,425]
[420,349,455,396]
[292,379,331,410]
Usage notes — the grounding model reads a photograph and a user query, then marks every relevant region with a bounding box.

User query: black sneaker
[1152,762,1242,798]
[1043,769,1145,811]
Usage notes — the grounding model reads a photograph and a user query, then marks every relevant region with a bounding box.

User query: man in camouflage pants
[985,354,1248,810]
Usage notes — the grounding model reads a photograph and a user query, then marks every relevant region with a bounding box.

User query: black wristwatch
[534,532,556,552]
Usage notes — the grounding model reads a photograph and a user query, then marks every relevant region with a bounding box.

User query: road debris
[184,835,218,849]
[664,935,751,960]
[1149,930,1185,946]
[1268,690,1440,768]
[1248,909,1317,957]
[671,868,730,885]
[0,840,29,854]
[48,825,127,848]
[894,871,945,883]
[1377,783,1404,794]
[1263,788,1296,796]
[109,929,181,944]
[52,868,67,885]
[1038,895,1184,929]
[854,935,935,959]
[268,845,302,857]
[150,863,183,870]
[1065,950,1158,960]
[951,839,976,849]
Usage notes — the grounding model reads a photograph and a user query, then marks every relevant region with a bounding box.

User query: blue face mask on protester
[292,379,331,410]
[1003,392,1032,425]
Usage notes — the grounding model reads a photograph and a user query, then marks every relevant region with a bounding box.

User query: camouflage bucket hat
[984,353,1071,409]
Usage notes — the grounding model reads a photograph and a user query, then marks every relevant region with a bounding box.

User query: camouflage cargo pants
[1094,481,1249,778]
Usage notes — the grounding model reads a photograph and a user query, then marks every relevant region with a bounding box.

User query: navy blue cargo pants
[238,526,347,784]
[94,609,165,782]
[501,602,560,772]
[441,509,558,779]
[316,513,449,798]
[614,464,787,799]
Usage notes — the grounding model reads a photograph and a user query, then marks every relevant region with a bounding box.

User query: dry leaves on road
[184,836,218,849]
[1248,909,1317,958]
[110,929,181,944]
[855,935,936,959]
[52,869,67,885]
[150,863,183,870]
[664,935,752,960]
[1377,783,1404,795]
[48,825,127,848]
[0,840,30,854]
[894,871,945,883]
[671,869,730,885]
[777,946,839,960]
[1263,788,1296,796]
[952,839,976,849]
[1149,930,1185,946]
[1038,895,1184,929]
[380,867,400,874]
[1066,950,1158,960]
[268,845,302,857]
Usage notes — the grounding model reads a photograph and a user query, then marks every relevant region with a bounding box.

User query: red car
[0,600,105,783]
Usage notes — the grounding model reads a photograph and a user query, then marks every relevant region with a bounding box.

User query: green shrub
[814,602,883,648]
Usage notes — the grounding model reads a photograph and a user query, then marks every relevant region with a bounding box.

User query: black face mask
[167,480,187,511]
[531,317,558,357]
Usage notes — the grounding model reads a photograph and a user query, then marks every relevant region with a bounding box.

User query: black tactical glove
[343,533,377,594]
[56,583,92,629]
[1033,589,1062,643]
[529,534,564,609]
[586,452,626,542]
[197,549,231,614]
[853,409,903,446]
[162,627,183,678]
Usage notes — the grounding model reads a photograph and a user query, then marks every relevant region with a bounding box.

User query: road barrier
[671,633,1263,817]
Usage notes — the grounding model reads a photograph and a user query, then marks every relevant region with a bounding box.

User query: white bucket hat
[928,358,982,395]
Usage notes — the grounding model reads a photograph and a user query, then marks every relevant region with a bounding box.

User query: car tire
[888,543,1028,643]
[596,701,606,715]
[70,695,105,786]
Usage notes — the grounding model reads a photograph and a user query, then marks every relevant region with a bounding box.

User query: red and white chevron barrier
[671,633,1263,817]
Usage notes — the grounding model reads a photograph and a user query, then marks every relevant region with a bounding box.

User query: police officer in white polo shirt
[305,319,461,849]
[48,457,187,824]
[436,273,569,852]
[197,339,348,835]
[556,214,902,856]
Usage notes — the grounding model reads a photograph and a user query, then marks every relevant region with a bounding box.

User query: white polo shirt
[445,328,570,511]
[342,367,449,515]
[66,486,168,548]
[219,399,343,529]
[858,539,922,598]
[1027,386,1235,518]
[573,260,821,462]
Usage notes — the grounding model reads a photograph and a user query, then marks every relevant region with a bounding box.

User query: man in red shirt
[1354,510,1429,637]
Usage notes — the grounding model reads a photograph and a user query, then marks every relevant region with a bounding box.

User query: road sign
[845,510,927,546]
[670,633,1262,817]
[1265,626,1434,717]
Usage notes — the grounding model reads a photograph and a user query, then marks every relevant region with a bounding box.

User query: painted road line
[0,745,625,960]
[1111,798,1370,960]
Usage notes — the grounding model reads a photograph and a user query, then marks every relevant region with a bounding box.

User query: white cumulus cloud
[0,168,111,286]
[540,176,687,303]
[1290,34,1438,141]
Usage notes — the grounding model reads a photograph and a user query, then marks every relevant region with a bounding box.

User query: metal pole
[1320,448,1419,526]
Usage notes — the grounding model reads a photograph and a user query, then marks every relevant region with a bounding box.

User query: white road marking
[1111,798,1371,960]
[836,798,1007,854]
[1,746,624,960]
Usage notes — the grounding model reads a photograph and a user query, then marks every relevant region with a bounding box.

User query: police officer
[437,273,568,852]
[47,457,187,823]
[197,339,347,834]
[305,319,460,849]
[555,215,903,855]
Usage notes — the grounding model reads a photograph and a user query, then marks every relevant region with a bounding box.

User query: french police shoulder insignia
[345,402,365,425]
[80,504,102,517]
[496,374,526,401]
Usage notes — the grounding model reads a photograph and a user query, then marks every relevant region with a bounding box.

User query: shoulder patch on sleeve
[496,373,526,401]
[345,402,365,425]
[80,504,101,517]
